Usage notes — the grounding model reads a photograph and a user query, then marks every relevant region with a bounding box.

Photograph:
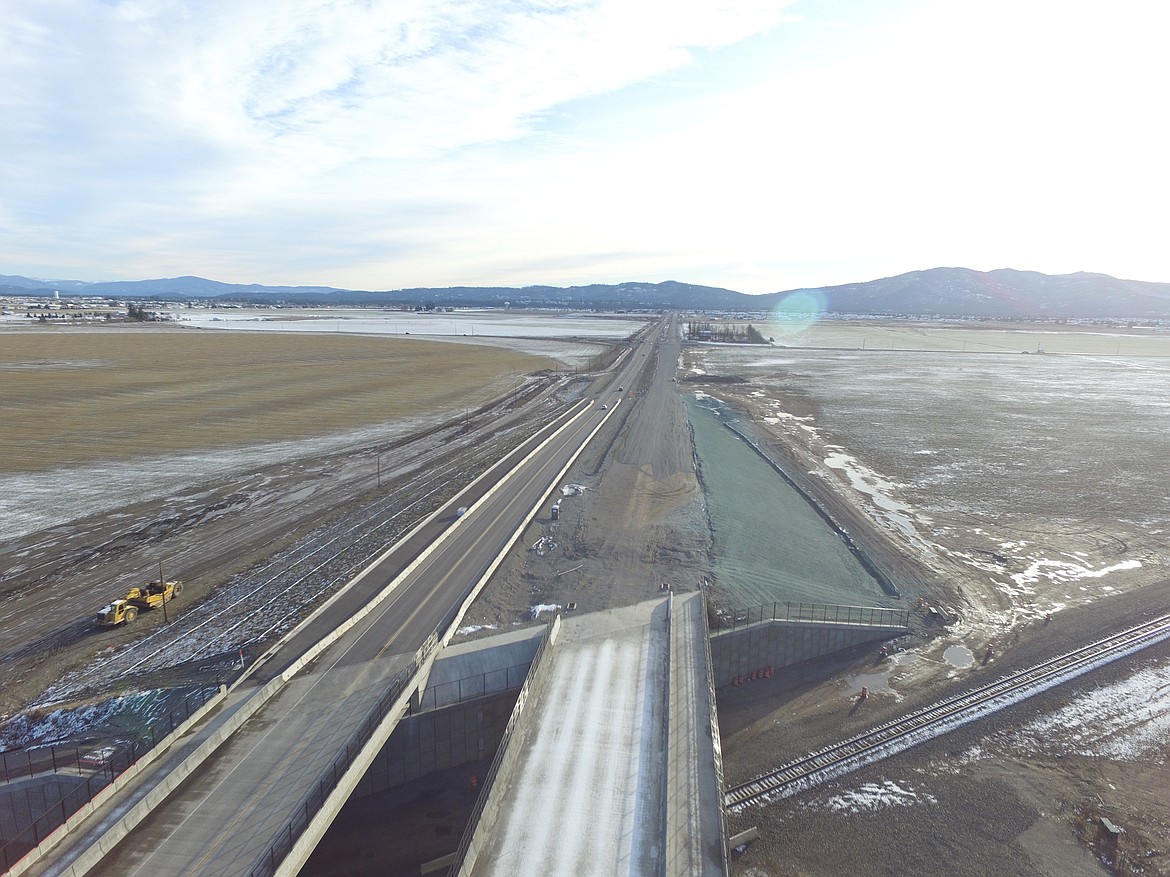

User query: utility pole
[159,560,168,624]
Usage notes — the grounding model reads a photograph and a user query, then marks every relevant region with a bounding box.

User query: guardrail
[710,601,910,632]
[697,593,731,875]
[246,631,440,877]
[413,664,531,713]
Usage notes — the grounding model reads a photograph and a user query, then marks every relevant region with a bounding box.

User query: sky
[2,0,1169,295]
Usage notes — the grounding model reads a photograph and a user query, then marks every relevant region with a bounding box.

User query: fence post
[31,799,41,845]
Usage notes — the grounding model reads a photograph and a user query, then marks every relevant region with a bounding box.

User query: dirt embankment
[457,327,713,636]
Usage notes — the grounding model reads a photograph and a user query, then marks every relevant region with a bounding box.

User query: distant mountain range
[3,267,1170,321]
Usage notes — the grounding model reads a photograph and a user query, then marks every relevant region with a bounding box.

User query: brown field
[0,327,550,473]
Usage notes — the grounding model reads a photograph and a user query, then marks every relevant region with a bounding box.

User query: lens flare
[768,289,826,340]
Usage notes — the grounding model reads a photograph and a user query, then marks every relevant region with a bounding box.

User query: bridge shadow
[715,643,876,735]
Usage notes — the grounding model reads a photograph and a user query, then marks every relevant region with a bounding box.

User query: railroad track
[725,612,1170,812]
[34,400,572,699]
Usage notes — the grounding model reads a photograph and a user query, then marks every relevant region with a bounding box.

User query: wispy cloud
[2,0,1168,292]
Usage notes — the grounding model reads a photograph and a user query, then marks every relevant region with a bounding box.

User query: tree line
[684,321,771,344]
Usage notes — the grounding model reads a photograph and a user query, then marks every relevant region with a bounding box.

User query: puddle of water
[944,645,975,668]
[842,671,890,698]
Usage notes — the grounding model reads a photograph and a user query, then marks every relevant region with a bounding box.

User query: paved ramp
[454,593,725,876]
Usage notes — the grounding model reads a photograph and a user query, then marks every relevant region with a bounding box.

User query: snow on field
[804,779,937,814]
[690,343,1167,643]
[180,308,646,345]
[0,413,438,542]
[743,651,1170,815]
[821,450,935,553]
[1010,557,1142,588]
[0,312,638,544]
[0,689,178,749]
[992,661,1170,762]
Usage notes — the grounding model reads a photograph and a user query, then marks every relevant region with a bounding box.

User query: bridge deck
[463,593,724,876]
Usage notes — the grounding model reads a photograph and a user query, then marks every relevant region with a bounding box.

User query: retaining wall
[710,620,906,687]
[353,691,519,799]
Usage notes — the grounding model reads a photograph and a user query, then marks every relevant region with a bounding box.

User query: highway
[69,323,661,877]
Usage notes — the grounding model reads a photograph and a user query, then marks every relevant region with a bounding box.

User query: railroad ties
[726,612,1170,811]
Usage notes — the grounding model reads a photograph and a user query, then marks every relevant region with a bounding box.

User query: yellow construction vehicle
[95,580,183,626]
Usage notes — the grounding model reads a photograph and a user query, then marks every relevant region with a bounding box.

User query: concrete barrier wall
[710,621,906,688]
[349,625,545,799]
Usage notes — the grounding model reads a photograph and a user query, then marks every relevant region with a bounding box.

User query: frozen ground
[969,658,1170,763]
[765,651,1170,876]
[0,316,608,723]
[697,323,1170,876]
[0,316,614,544]
[691,340,1170,643]
[0,413,442,543]
[179,307,647,345]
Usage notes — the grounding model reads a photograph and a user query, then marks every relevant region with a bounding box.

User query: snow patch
[822,451,934,551]
[810,780,937,813]
[456,623,500,636]
[1011,558,1141,587]
[1001,661,1170,761]
[0,689,178,749]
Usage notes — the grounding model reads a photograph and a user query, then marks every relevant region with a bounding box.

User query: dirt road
[456,314,712,634]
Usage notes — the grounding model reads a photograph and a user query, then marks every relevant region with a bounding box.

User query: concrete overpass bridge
[11,586,906,877]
